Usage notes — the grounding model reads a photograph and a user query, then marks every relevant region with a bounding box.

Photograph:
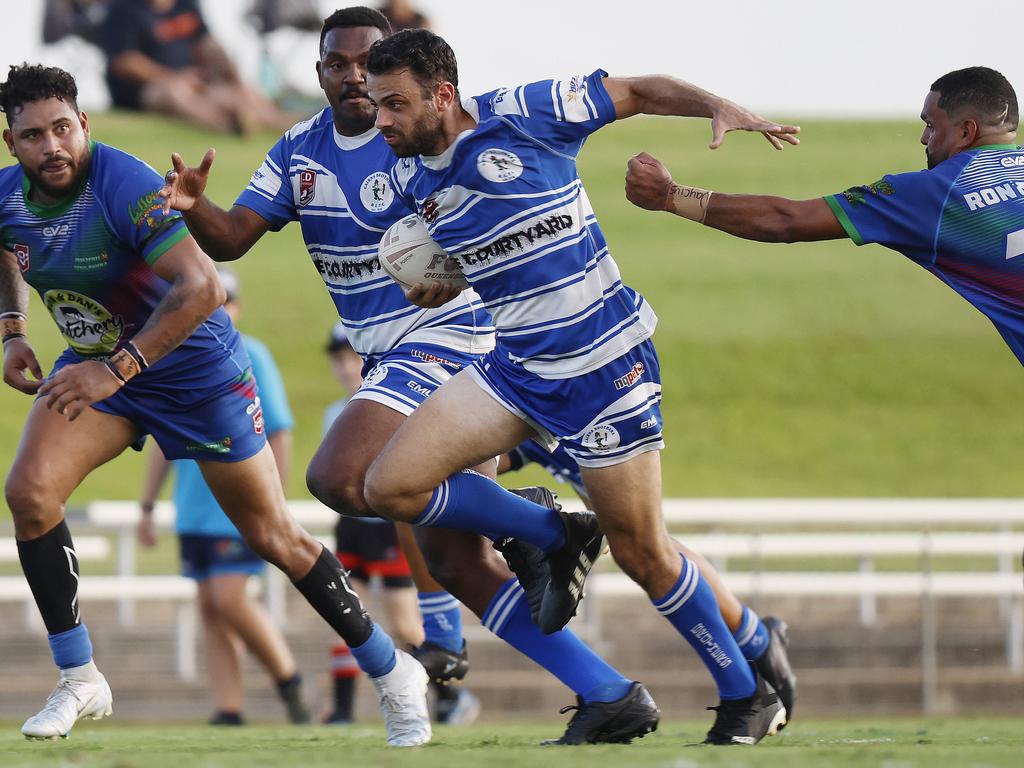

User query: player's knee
[607,531,677,590]
[363,465,414,521]
[306,461,369,517]
[4,473,57,532]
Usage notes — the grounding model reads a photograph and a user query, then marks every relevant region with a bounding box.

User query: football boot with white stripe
[702,668,786,746]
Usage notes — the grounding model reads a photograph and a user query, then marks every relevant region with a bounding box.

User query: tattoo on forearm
[0,251,29,316]
[137,286,207,363]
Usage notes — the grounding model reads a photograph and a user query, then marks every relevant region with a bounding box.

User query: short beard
[28,149,90,200]
[926,148,940,170]
[389,110,443,158]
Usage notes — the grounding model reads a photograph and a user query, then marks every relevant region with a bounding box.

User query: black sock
[333,676,356,720]
[209,711,244,726]
[276,673,302,701]
[17,520,81,635]
[292,546,373,646]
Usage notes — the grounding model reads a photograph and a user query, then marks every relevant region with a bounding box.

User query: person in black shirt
[100,0,291,134]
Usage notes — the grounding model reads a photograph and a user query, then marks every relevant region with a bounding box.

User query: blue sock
[733,606,771,662]
[653,555,756,700]
[418,591,464,653]
[349,623,397,678]
[482,578,632,704]
[414,470,566,552]
[48,624,93,670]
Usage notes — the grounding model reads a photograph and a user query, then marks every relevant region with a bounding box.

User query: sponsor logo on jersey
[613,362,645,390]
[477,148,524,183]
[963,181,1024,211]
[42,223,70,238]
[565,75,582,102]
[582,424,620,452]
[362,363,388,388]
[421,196,439,223]
[298,169,317,207]
[312,252,382,282]
[359,172,394,212]
[410,349,463,370]
[455,214,574,267]
[129,190,164,228]
[74,251,110,273]
[1000,156,1024,168]
[840,178,895,208]
[14,243,30,272]
[43,289,125,355]
[640,417,658,430]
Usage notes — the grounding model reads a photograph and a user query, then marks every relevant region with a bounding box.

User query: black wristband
[2,332,26,345]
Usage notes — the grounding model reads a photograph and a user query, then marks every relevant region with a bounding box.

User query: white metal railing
[25,498,1019,711]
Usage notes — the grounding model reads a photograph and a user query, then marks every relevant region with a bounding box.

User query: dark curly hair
[0,64,79,124]
[320,6,392,56]
[366,29,458,97]
[931,67,1018,131]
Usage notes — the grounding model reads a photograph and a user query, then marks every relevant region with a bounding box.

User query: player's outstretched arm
[160,149,271,261]
[38,236,225,420]
[0,249,43,394]
[604,76,800,150]
[625,152,845,242]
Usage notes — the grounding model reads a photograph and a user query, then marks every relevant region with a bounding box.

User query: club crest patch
[360,172,394,212]
[298,169,317,207]
[477,148,523,183]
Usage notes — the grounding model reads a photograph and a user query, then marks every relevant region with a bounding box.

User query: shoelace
[34,680,86,720]
[557,700,597,739]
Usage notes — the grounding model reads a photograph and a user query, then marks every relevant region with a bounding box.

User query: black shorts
[335,517,412,587]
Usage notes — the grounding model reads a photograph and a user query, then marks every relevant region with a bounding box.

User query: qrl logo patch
[298,169,317,207]
[14,244,30,272]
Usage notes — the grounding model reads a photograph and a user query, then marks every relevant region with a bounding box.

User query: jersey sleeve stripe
[142,223,189,265]
[824,194,864,246]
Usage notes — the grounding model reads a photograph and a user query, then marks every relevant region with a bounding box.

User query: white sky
[5,0,1023,118]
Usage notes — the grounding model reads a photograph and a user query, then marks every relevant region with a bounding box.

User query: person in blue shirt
[624,67,1023,379]
[136,267,309,726]
[0,64,428,745]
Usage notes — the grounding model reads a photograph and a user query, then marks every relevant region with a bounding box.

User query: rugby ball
[378,214,469,291]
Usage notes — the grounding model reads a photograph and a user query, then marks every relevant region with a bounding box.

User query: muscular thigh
[197,443,288,531]
[7,397,139,507]
[370,369,533,497]
[579,450,666,539]
[311,399,405,502]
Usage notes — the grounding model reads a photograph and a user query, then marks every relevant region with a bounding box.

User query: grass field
[1,719,1022,768]
[3,111,1024,511]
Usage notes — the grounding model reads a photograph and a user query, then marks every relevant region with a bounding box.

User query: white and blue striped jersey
[235,108,494,360]
[390,70,657,379]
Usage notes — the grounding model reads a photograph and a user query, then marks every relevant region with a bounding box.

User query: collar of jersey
[333,125,379,151]
[421,97,481,171]
[20,140,94,219]
[971,143,1020,151]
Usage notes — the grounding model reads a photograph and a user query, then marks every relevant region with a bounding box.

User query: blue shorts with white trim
[470,339,664,468]
[352,342,479,416]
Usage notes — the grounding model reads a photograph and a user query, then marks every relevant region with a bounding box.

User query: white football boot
[22,661,113,739]
[370,649,431,747]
